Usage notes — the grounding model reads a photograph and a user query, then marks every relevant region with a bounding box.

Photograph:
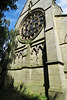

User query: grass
[0,86,47,100]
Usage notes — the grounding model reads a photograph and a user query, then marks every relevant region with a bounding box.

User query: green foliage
[0,28,18,68]
[8,29,18,61]
[0,20,10,57]
[0,87,47,100]
[0,0,18,11]
[0,0,18,61]
[0,0,18,28]
[0,0,18,89]
[0,25,18,89]
[0,0,18,19]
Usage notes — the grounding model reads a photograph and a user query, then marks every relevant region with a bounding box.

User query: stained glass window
[21,10,44,41]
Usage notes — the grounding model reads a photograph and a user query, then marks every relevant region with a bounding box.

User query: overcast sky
[4,0,67,30]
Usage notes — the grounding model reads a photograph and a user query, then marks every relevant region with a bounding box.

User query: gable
[15,0,52,29]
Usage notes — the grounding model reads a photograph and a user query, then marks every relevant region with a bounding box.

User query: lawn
[0,86,47,100]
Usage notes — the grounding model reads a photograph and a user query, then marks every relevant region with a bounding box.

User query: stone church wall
[6,0,67,100]
[55,15,67,85]
[8,68,45,94]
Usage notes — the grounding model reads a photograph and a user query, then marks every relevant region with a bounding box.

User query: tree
[0,0,18,89]
[0,0,18,28]
[0,0,18,59]
[0,20,10,59]
[0,22,18,89]
[0,20,10,88]
[0,0,18,18]
[8,29,18,62]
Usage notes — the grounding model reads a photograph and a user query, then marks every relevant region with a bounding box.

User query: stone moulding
[7,65,44,70]
[17,8,45,44]
[17,25,44,44]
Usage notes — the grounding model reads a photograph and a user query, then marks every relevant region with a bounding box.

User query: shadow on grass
[0,83,47,100]
[0,66,47,100]
[49,93,58,100]
[0,88,38,100]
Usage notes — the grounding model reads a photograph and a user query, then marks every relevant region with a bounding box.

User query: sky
[4,0,67,30]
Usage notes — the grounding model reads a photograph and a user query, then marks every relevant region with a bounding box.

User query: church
[7,0,67,99]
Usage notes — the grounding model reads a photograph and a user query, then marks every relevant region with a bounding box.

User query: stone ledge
[48,88,66,100]
[46,61,64,65]
[7,65,44,71]
[55,14,67,17]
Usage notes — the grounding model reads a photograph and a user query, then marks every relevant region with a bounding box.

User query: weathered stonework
[7,0,67,100]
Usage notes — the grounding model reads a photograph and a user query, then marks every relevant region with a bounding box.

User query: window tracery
[21,10,44,42]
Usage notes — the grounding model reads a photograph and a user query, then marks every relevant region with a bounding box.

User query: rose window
[18,10,44,43]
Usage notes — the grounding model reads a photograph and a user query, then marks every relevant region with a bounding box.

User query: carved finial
[30,0,33,6]
[28,0,33,13]
[52,0,56,4]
